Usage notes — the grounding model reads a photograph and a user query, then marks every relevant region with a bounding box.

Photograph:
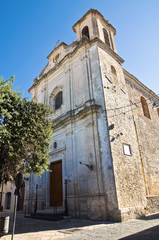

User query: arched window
[140,96,151,119]
[111,65,116,75]
[49,86,63,110]
[111,65,118,84]
[157,108,159,117]
[103,28,110,47]
[55,91,62,110]
[82,26,90,39]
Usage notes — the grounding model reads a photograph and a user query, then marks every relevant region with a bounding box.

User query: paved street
[1,212,159,240]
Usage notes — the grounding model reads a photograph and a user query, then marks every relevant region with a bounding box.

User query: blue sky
[0,0,159,99]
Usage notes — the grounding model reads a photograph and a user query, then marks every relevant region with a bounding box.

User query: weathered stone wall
[125,72,159,199]
[98,46,147,219]
[88,44,119,220]
[146,196,159,214]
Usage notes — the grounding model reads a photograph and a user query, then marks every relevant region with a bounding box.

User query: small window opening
[55,91,62,110]
[140,96,151,119]
[111,66,116,75]
[54,142,57,149]
[5,192,11,209]
[103,29,110,47]
[82,26,90,39]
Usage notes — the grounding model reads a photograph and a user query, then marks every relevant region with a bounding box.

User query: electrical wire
[106,94,159,112]
[107,98,158,118]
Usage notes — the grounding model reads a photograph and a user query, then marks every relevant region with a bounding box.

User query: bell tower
[72,9,117,53]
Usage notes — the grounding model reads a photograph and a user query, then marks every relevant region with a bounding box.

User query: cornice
[123,68,159,101]
[28,37,124,93]
[49,146,66,156]
[52,100,101,130]
[95,38,124,64]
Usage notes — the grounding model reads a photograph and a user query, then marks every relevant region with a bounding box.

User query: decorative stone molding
[29,37,124,93]
[33,77,39,84]
[49,147,66,156]
[52,99,101,129]
[41,87,46,93]
[53,53,60,63]
[80,54,88,62]
[66,130,73,136]
[65,68,71,74]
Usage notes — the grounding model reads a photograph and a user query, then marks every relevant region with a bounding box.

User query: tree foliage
[0,76,53,183]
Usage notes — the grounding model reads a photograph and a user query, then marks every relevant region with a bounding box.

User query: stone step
[37,207,65,215]
[26,212,64,221]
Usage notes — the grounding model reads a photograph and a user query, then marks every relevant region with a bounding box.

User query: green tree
[0,76,53,183]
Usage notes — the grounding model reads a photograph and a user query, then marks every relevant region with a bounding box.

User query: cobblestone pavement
[1,212,159,240]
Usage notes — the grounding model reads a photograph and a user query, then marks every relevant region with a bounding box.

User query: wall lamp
[79,161,94,170]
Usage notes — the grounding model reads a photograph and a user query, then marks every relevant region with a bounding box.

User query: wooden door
[50,161,63,207]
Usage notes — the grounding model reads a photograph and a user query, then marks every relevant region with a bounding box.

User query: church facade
[25,9,159,221]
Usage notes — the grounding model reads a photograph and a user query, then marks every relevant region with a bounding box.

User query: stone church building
[25,9,159,221]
